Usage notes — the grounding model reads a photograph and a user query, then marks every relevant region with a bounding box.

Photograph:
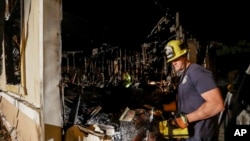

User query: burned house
[0,0,249,141]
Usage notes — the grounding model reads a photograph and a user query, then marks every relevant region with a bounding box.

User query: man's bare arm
[186,88,225,123]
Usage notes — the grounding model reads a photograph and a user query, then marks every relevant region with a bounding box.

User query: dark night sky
[62,0,250,48]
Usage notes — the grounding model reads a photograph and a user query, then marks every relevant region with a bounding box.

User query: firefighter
[121,71,132,88]
[162,40,224,141]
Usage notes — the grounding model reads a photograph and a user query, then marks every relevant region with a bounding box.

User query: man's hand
[169,113,189,128]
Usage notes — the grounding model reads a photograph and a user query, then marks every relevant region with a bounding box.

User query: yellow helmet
[164,40,188,63]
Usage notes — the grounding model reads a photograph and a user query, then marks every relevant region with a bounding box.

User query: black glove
[169,113,189,129]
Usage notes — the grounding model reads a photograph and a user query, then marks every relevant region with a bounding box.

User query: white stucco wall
[43,0,62,127]
[0,0,63,140]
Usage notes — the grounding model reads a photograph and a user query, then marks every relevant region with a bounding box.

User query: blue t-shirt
[177,63,220,141]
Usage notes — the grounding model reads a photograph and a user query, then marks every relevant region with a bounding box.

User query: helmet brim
[166,50,187,63]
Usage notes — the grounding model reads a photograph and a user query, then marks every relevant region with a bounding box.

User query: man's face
[171,56,186,72]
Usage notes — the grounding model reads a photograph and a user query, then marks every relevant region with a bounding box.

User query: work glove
[162,101,177,112]
[169,113,189,129]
